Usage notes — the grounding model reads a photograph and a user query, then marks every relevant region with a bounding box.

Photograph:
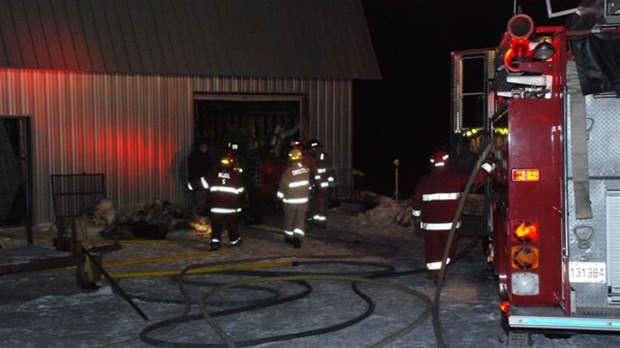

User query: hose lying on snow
[137,258,436,348]
[199,274,433,348]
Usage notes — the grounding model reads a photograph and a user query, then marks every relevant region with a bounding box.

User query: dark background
[352,0,572,197]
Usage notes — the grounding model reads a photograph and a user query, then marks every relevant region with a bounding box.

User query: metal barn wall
[0,69,352,225]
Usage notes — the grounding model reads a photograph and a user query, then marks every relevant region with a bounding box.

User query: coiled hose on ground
[105,142,494,347]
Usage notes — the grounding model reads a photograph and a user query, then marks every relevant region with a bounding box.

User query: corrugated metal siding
[0,69,353,224]
[0,0,380,80]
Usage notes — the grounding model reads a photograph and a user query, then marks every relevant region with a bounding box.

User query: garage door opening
[193,94,307,162]
[192,94,308,213]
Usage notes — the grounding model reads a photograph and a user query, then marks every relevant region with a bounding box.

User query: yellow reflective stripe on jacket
[289,180,310,188]
[210,186,244,194]
[422,192,461,201]
[200,177,209,189]
[210,207,242,214]
[420,221,462,230]
[283,197,309,204]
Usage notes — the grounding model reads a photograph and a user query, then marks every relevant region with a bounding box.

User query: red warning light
[514,220,539,242]
[500,301,511,313]
[511,168,539,182]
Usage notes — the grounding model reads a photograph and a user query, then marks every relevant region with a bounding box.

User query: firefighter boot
[230,237,243,247]
[284,236,302,249]
[209,239,222,251]
[426,273,446,285]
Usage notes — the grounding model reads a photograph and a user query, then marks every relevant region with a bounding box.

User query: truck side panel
[506,98,564,306]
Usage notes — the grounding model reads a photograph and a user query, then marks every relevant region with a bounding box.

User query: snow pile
[329,195,414,242]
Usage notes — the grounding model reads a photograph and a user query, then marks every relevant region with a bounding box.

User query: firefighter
[205,153,245,251]
[186,140,214,215]
[305,138,337,228]
[277,147,311,248]
[411,148,494,281]
[242,138,264,225]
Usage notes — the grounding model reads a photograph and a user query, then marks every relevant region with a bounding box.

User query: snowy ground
[1,196,618,347]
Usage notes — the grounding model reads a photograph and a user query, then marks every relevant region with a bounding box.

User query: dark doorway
[192,95,306,217]
[0,117,33,238]
[193,95,304,163]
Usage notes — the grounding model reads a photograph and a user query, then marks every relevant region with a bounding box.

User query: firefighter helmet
[288,148,304,161]
[220,153,236,169]
[227,141,239,151]
[290,139,303,149]
[430,149,450,168]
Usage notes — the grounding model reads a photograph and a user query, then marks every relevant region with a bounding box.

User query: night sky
[352,0,570,197]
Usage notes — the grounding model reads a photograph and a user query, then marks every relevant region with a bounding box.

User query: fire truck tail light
[500,301,510,313]
[511,168,539,181]
[511,272,539,295]
[514,220,539,242]
[511,246,539,270]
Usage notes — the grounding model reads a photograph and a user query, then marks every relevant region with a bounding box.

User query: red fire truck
[450,2,620,345]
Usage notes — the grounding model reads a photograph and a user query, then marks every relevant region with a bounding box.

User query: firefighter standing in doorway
[305,138,334,228]
[277,147,311,248]
[205,153,245,251]
[411,148,494,281]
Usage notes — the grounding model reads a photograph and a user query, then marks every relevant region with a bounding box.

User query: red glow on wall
[68,113,179,202]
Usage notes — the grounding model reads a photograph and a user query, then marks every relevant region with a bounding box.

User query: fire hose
[138,258,434,348]
[97,204,491,348]
[431,139,494,348]
[198,274,433,348]
[97,223,445,346]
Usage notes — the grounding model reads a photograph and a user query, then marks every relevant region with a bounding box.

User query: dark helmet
[430,149,450,168]
[220,153,236,169]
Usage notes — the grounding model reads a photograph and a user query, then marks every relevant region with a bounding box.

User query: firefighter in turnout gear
[305,138,334,228]
[277,148,311,248]
[205,153,245,251]
[411,148,493,279]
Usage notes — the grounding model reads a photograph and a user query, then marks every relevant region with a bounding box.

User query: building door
[193,94,306,163]
[0,117,33,242]
[193,94,306,213]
